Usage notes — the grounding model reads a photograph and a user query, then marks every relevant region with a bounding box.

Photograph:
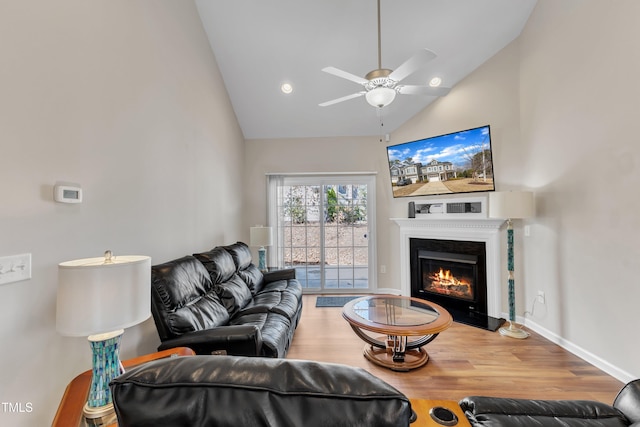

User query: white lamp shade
[56,255,151,337]
[365,87,396,108]
[489,191,535,219]
[250,226,273,247]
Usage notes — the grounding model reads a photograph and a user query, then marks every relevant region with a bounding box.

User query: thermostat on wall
[54,184,83,204]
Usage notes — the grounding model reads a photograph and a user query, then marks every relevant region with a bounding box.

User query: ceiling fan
[319,0,451,109]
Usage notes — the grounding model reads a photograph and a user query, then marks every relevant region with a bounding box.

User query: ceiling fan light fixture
[319,0,443,110]
[365,87,396,108]
[429,77,442,87]
[280,83,293,94]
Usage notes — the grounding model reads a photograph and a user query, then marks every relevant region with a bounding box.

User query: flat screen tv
[387,125,495,198]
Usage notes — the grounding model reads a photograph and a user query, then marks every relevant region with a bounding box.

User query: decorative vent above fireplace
[412,197,487,219]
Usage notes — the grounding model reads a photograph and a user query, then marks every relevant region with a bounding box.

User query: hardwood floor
[287,295,624,404]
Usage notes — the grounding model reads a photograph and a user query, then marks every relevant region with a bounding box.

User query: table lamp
[56,251,151,420]
[250,226,273,272]
[489,191,534,339]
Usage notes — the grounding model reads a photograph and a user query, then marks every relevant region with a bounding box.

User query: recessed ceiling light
[281,83,293,94]
[429,77,442,87]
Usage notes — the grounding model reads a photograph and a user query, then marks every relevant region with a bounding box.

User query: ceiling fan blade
[397,84,451,97]
[388,49,437,82]
[322,67,369,85]
[319,91,366,107]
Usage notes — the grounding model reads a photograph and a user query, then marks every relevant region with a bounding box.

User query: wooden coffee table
[343,295,453,371]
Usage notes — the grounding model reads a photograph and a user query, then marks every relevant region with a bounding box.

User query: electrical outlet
[0,253,32,286]
[380,265,386,274]
[537,290,545,304]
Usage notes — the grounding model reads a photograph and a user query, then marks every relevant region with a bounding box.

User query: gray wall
[517,0,639,380]
[0,1,245,425]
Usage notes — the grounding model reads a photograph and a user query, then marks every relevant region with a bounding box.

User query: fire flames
[426,267,473,299]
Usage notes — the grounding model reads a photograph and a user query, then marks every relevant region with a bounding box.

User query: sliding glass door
[268,174,376,293]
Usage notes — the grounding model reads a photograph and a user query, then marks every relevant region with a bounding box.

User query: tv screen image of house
[387,125,495,198]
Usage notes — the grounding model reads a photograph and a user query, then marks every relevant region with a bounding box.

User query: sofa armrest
[157,325,262,356]
[460,396,626,425]
[614,379,640,424]
[263,268,296,282]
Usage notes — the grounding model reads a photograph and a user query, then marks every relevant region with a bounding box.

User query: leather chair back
[111,355,415,427]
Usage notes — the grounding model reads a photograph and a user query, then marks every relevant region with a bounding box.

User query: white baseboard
[517,316,635,384]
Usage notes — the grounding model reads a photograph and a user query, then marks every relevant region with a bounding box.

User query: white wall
[517,0,640,381]
[0,1,245,425]
[244,136,391,270]
[245,0,640,382]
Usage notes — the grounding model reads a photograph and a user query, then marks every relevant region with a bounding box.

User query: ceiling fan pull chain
[378,107,385,142]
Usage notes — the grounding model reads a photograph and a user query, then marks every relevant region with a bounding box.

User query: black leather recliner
[150,242,303,357]
[110,355,416,427]
[460,379,640,426]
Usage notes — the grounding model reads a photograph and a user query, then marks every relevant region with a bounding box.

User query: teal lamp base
[83,329,124,419]
[499,220,530,340]
[258,246,267,272]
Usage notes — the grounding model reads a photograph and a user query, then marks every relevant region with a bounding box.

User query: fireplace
[392,213,505,331]
[409,237,503,331]
[411,238,485,310]
[419,251,478,302]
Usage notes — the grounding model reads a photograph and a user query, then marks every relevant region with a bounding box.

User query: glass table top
[348,296,440,327]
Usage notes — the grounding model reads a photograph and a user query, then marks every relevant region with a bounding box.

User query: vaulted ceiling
[195,0,537,140]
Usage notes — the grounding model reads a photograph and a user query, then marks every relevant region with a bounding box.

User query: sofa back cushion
[194,246,254,314]
[111,355,414,427]
[193,247,236,284]
[223,241,253,270]
[215,275,253,316]
[151,256,229,340]
[223,241,265,294]
[237,263,264,295]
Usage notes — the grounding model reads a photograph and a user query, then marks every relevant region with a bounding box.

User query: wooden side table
[52,347,195,427]
[410,399,471,427]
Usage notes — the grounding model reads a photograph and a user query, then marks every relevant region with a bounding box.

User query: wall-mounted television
[386,125,495,198]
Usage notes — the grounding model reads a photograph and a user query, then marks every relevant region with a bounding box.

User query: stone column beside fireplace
[391,217,504,319]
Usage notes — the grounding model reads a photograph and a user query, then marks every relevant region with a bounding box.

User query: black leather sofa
[460,379,640,426]
[150,242,303,358]
[110,355,415,427]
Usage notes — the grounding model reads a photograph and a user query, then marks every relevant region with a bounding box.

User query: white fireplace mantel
[391,217,505,318]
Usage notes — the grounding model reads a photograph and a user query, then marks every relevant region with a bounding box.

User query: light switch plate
[0,253,32,285]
